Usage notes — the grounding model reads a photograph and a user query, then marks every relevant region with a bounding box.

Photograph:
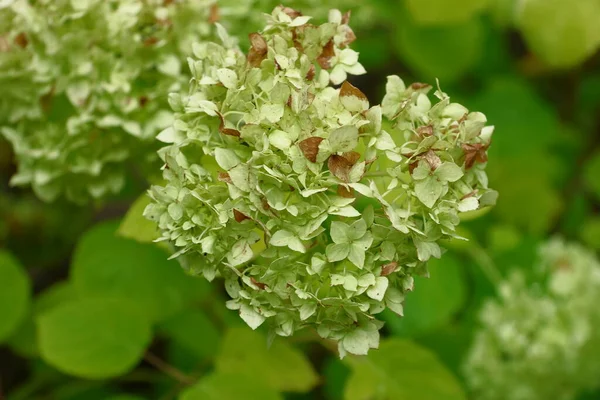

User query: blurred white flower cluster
[465,238,600,400]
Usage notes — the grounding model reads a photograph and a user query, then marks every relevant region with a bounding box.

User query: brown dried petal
[342,151,360,165]
[417,125,433,137]
[14,33,28,48]
[250,277,267,290]
[462,143,489,169]
[249,32,267,53]
[317,39,335,69]
[337,185,355,198]
[328,154,353,182]
[410,82,432,91]
[339,81,369,111]
[381,261,398,276]
[234,209,250,223]
[298,137,324,163]
[218,172,232,183]
[248,32,268,67]
[143,37,159,47]
[217,112,241,137]
[209,4,220,23]
[139,96,149,107]
[423,150,441,170]
[306,64,315,81]
[281,6,302,18]
[342,10,352,24]
[409,160,420,175]
[221,128,241,137]
[343,27,356,47]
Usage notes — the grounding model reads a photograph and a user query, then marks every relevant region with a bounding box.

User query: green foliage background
[1,0,600,399]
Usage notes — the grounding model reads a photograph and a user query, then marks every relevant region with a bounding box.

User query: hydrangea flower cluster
[0,0,238,202]
[465,239,600,400]
[0,0,376,204]
[145,6,496,356]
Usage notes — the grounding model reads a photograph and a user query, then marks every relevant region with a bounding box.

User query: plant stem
[467,244,503,288]
[363,171,389,178]
[143,351,195,385]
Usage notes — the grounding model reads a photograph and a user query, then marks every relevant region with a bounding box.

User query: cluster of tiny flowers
[0,0,375,204]
[464,239,600,400]
[145,6,496,356]
[0,0,247,203]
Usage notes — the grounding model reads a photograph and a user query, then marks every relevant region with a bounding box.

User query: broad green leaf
[215,327,318,393]
[405,0,489,25]
[37,298,152,379]
[180,373,282,400]
[72,221,210,323]
[581,217,600,251]
[394,17,483,83]
[107,396,147,400]
[8,281,77,357]
[382,254,466,336]
[159,309,220,361]
[118,194,159,243]
[518,0,600,68]
[344,338,466,400]
[472,79,563,234]
[323,358,351,400]
[584,151,600,201]
[0,251,30,343]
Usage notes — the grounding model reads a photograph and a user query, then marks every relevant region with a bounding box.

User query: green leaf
[382,254,466,336]
[405,0,489,25]
[344,338,466,400]
[517,0,600,68]
[37,298,152,379]
[329,126,359,153]
[584,151,600,201]
[0,251,30,343]
[472,79,563,234]
[581,217,600,251]
[180,373,283,400]
[159,310,221,361]
[8,281,77,357]
[394,17,483,83]
[414,177,444,208]
[72,221,210,323]
[215,327,318,393]
[118,194,159,243]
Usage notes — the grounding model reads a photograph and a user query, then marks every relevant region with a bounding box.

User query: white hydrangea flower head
[0,0,251,203]
[145,6,496,356]
[465,239,600,400]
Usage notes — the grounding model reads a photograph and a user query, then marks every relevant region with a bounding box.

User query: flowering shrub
[145,6,496,356]
[465,239,600,400]
[0,0,264,203]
